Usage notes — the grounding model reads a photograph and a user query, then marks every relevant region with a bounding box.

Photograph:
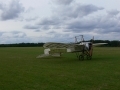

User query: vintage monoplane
[37,35,107,60]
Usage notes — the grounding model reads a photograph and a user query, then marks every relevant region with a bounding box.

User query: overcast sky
[0,0,120,44]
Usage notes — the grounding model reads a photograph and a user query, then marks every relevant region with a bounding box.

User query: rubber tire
[79,55,84,61]
[87,55,92,60]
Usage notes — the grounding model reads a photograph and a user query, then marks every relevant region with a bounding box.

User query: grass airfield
[0,47,120,90]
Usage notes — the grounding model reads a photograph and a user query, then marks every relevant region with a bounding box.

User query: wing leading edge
[43,42,75,48]
[43,42,84,52]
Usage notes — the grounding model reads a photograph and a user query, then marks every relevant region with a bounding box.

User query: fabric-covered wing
[93,43,107,46]
[43,42,76,48]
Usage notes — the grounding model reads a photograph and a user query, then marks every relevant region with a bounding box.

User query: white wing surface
[43,42,75,48]
[43,42,84,49]
[93,43,107,46]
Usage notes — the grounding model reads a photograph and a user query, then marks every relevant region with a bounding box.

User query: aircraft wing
[43,42,84,53]
[43,42,84,49]
[93,43,107,46]
[43,42,75,48]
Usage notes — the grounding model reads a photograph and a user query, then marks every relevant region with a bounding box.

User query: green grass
[0,47,120,90]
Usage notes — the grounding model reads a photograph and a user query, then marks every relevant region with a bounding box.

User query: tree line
[0,43,44,47]
[93,40,120,47]
[0,40,120,47]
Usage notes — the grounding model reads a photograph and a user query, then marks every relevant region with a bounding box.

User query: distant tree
[0,40,120,47]
[110,40,119,47]
[0,43,44,47]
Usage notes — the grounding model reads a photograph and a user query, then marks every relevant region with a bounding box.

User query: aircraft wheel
[79,55,84,61]
[87,55,92,60]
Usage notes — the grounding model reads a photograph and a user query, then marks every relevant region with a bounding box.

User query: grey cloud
[34,30,40,32]
[24,25,39,29]
[1,31,26,38]
[25,17,38,22]
[25,3,104,32]
[107,9,120,16]
[45,31,80,43]
[98,18,118,28]
[53,4,104,18]
[24,24,51,30]
[0,32,4,36]
[23,0,120,40]
[0,31,29,44]
[36,17,62,30]
[0,3,3,9]
[40,25,51,30]
[66,19,98,31]
[65,16,120,34]
[52,0,74,5]
[11,31,26,38]
[94,17,120,33]
[77,4,104,16]
[37,17,61,25]
[0,0,24,20]
[35,4,104,31]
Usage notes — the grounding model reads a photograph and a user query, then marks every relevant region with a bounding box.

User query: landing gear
[76,49,92,61]
[78,55,92,60]
[75,45,93,61]
[86,55,92,60]
[79,55,84,61]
